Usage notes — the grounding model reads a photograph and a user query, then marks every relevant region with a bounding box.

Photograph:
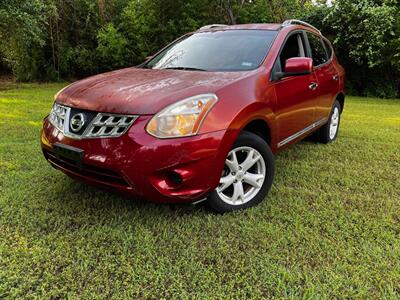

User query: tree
[0,0,47,80]
[299,0,400,97]
[0,0,398,97]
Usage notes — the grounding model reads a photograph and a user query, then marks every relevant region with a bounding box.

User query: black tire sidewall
[207,131,275,213]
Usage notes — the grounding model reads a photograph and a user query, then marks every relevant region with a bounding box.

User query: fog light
[166,171,183,186]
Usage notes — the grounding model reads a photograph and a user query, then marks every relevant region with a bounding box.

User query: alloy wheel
[217,146,266,205]
[329,107,340,140]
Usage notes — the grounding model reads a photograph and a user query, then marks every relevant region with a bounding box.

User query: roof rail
[282,19,321,34]
[199,24,228,30]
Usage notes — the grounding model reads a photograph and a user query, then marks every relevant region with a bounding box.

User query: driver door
[272,31,319,148]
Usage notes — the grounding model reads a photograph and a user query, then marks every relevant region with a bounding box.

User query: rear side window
[306,32,328,67]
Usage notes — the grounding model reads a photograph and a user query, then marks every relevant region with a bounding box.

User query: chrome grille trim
[49,103,68,132]
[48,103,138,139]
[85,113,137,138]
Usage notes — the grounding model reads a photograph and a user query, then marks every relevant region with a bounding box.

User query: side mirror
[274,57,313,80]
[145,55,153,61]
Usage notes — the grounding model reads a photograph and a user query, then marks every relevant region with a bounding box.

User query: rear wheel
[315,100,342,144]
[207,131,275,213]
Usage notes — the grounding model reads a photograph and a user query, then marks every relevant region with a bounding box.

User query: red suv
[41,20,345,212]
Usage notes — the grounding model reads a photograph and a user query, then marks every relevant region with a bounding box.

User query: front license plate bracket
[53,143,84,168]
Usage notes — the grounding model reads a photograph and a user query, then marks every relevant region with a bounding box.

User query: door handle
[333,75,339,81]
[309,82,318,90]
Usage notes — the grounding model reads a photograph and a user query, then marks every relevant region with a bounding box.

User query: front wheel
[207,131,275,213]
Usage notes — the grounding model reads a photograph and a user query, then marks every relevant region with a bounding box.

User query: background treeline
[0,0,399,98]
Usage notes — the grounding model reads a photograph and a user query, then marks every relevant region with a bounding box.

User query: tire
[315,100,342,144]
[207,131,275,213]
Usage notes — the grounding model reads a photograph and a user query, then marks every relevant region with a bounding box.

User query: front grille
[43,149,130,188]
[49,103,68,131]
[48,103,137,139]
[85,114,137,138]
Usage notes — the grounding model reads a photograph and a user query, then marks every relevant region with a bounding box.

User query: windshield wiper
[161,67,206,71]
[140,64,152,69]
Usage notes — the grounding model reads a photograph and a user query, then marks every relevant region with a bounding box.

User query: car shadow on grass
[45,138,325,223]
[50,175,210,218]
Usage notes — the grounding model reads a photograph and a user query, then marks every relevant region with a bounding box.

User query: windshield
[146,30,277,72]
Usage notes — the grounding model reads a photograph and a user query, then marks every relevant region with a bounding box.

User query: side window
[278,32,306,71]
[307,32,328,66]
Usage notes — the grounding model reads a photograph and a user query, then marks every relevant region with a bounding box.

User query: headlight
[146,94,218,138]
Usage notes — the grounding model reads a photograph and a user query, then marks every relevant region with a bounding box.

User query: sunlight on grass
[0,113,23,118]
[27,121,42,127]
[0,98,27,104]
[0,83,399,298]
[384,117,400,125]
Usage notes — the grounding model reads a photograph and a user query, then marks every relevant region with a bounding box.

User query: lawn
[0,83,399,299]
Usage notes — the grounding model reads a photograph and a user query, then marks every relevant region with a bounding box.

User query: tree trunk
[97,0,106,23]
[49,16,57,79]
[226,0,236,25]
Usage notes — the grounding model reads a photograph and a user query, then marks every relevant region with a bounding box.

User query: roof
[197,23,282,32]
[197,20,321,35]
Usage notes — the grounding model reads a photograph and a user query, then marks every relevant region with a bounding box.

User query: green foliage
[233,0,304,23]
[0,0,399,97]
[0,83,400,297]
[0,0,47,80]
[118,0,221,62]
[299,0,400,98]
[97,24,129,70]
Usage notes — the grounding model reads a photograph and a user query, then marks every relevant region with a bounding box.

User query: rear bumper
[41,115,238,203]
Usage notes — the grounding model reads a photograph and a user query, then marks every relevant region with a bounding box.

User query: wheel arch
[231,103,277,152]
[242,119,272,146]
[335,92,345,113]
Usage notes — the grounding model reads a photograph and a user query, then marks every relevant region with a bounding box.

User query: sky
[312,0,333,6]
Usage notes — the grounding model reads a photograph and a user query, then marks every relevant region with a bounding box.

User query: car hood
[56,67,251,115]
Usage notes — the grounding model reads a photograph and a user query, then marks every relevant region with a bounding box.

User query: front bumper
[41,115,238,203]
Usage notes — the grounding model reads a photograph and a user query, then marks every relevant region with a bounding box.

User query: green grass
[0,83,399,299]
